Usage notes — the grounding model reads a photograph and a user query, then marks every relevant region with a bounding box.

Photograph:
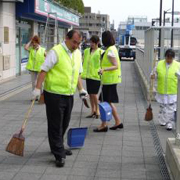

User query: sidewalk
[0,73,31,100]
[0,62,174,180]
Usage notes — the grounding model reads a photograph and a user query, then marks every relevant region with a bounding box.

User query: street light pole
[171,0,175,47]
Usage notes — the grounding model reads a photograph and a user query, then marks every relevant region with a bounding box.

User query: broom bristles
[145,105,153,121]
[6,135,25,156]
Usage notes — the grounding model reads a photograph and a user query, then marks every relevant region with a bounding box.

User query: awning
[16,0,80,27]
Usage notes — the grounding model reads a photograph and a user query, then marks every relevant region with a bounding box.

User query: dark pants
[44,91,74,160]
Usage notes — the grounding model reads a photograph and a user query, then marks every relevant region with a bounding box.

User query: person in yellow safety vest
[32,30,88,168]
[151,49,180,131]
[24,35,46,100]
[81,35,102,119]
[93,31,124,132]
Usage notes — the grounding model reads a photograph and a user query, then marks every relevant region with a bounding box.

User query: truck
[118,24,137,60]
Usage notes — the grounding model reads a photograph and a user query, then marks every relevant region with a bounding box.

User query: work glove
[32,88,41,100]
[79,89,88,100]
[98,69,104,75]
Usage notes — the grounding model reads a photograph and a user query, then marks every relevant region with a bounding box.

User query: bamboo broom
[6,99,35,156]
[145,51,157,121]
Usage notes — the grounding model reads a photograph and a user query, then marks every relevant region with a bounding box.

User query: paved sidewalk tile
[0,62,175,180]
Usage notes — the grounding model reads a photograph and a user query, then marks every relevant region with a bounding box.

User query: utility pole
[159,0,163,48]
[171,0,175,47]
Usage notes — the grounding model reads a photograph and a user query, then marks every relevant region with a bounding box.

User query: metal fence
[136,27,180,89]
[135,26,180,180]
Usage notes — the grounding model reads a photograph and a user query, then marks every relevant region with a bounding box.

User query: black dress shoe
[109,123,124,130]
[86,113,96,118]
[93,127,108,132]
[95,114,100,119]
[65,149,72,156]
[55,158,65,168]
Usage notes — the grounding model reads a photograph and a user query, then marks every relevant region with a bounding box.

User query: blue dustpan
[67,101,87,148]
[99,102,112,122]
[67,127,88,148]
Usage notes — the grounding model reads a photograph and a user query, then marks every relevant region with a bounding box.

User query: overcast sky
[83,0,180,28]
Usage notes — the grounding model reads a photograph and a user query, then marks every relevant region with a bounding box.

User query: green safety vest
[101,45,121,85]
[157,60,180,94]
[26,46,45,72]
[81,48,102,81]
[44,44,82,95]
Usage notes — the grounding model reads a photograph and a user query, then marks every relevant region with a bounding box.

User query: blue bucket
[99,102,112,122]
[67,127,88,148]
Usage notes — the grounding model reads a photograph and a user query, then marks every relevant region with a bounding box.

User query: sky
[83,0,180,29]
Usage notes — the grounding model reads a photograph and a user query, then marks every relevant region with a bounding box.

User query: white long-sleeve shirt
[41,42,83,73]
[151,61,180,104]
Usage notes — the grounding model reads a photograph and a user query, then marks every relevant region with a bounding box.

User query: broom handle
[20,99,35,133]
[99,74,104,102]
[79,100,84,127]
[149,51,157,105]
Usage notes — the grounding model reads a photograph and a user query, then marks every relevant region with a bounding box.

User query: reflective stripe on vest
[81,48,101,80]
[26,47,45,72]
[101,45,121,85]
[44,44,81,95]
[157,60,180,94]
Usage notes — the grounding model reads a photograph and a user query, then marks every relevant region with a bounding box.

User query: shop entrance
[16,20,31,75]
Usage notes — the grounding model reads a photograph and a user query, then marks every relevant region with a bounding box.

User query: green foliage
[55,0,84,14]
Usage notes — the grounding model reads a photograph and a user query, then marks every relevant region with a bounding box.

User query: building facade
[0,0,80,82]
[118,16,151,45]
[76,7,110,38]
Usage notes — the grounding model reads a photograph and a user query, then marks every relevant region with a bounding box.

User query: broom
[145,51,157,121]
[6,99,35,156]
[38,93,44,104]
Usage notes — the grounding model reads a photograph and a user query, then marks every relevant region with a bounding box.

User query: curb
[0,83,31,101]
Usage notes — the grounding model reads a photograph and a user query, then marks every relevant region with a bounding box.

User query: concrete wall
[0,2,16,81]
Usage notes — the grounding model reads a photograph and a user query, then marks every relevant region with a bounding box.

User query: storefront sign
[34,0,79,26]
[1,0,24,2]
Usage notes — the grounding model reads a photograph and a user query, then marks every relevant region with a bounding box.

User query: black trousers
[44,91,74,160]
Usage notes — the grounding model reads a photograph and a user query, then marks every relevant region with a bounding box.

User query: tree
[55,0,84,14]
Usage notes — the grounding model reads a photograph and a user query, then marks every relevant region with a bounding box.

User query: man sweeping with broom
[151,49,180,131]
[32,30,88,167]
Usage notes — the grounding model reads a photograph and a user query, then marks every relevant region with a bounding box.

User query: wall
[0,2,16,81]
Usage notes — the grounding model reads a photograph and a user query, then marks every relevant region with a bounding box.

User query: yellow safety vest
[81,48,102,81]
[26,46,45,72]
[101,45,121,85]
[44,44,82,95]
[157,60,180,94]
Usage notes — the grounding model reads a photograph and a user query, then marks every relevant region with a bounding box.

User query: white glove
[79,89,88,100]
[32,88,41,100]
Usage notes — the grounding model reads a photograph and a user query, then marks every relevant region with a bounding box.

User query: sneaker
[166,123,173,131]
[160,122,166,126]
